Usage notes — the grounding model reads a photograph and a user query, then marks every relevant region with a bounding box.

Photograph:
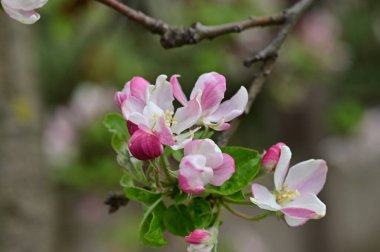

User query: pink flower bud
[128,129,163,160]
[185,229,212,245]
[262,142,286,172]
[126,121,139,135]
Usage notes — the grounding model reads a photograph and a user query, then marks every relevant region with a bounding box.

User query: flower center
[164,110,177,126]
[275,188,300,203]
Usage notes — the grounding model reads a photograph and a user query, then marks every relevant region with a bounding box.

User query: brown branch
[95,0,286,49]
[218,0,316,146]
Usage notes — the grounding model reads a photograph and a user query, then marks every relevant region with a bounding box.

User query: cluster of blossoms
[1,0,48,24]
[112,72,328,251]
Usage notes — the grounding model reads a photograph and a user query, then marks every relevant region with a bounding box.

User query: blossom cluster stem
[221,201,270,221]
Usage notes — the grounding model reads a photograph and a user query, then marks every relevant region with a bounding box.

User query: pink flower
[261,142,286,172]
[179,139,235,194]
[250,144,328,227]
[1,0,48,24]
[116,75,201,159]
[170,72,248,131]
[185,228,217,252]
[128,129,164,160]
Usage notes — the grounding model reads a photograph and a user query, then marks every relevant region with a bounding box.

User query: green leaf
[189,198,213,228]
[207,147,261,195]
[120,173,134,187]
[103,113,130,151]
[139,199,167,248]
[124,186,161,205]
[174,192,189,204]
[164,205,195,236]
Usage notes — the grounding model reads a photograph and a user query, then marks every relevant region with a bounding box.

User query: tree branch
[95,0,286,48]
[218,0,316,146]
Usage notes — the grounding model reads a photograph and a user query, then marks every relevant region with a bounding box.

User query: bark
[0,16,55,252]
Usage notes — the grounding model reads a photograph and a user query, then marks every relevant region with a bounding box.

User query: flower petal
[206,86,248,123]
[150,75,174,112]
[171,127,200,150]
[250,183,281,211]
[179,155,213,194]
[1,2,40,24]
[170,74,188,106]
[184,139,223,168]
[128,129,163,160]
[154,117,175,146]
[281,193,326,219]
[2,0,48,11]
[130,76,149,103]
[190,72,226,116]
[274,145,292,191]
[209,154,235,186]
[171,94,202,134]
[185,229,211,245]
[121,96,145,120]
[284,216,309,227]
[285,159,328,195]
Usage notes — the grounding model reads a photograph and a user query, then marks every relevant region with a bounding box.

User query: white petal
[284,216,309,227]
[1,2,40,24]
[285,159,328,195]
[3,0,47,11]
[171,95,201,134]
[206,86,248,123]
[150,75,174,112]
[184,139,223,168]
[274,145,292,191]
[281,193,326,219]
[250,183,281,211]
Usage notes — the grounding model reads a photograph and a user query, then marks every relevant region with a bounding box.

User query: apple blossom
[116,75,201,160]
[185,228,218,252]
[250,144,328,227]
[170,72,248,131]
[179,139,235,194]
[1,0,48,24]
[261,142,286,172]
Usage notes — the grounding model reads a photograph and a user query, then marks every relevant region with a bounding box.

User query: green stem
[221,201,270,221]
[223,198,252,205]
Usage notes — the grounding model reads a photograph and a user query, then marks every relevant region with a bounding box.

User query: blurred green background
[1,0,380,252]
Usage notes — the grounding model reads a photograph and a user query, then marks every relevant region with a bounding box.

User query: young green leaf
[164,205,195,236]
[103,113,130,151]
[189,198,213,228]
[123,186,161,205]
[139,200,167,248]
[207,147,261,195]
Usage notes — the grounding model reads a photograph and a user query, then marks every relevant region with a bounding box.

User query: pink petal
[250,183,281,211]
[171,96,201,134]
[1,2,40,24]
[178,155,213,194]
[190,72,226,116]
[184,139,223,168]
[206,86,248,123]
[170,74,188,106]
[128,129,163,160]
[185,229,211,245]
[121,96,145,120]
[285,159,328,195]
[114,82,131,108]
[261,142,286,172]
[171,127,200,150]
[210,154,235,186]
[281,193,326,219]
[130,77,149,103]
[274,145,292,191]
[126,120,139,135]
[154,117,175,146]
[284,216,309,227]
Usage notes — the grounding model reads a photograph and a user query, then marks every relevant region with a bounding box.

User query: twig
[218,0,316,146]
[95,0,286,48]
